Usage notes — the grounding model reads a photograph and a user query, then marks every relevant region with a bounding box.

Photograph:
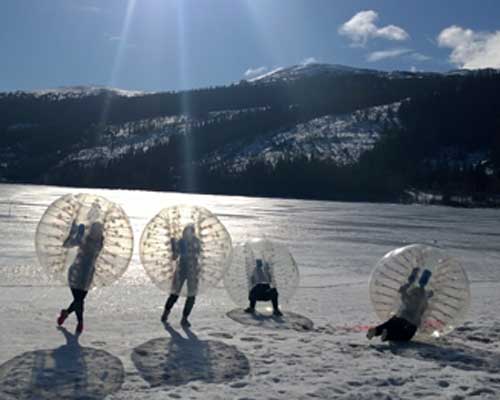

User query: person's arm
[399,282,410,293]
[250,268,257,287]
[63,223,84,248]
[97,235,104,253]
[194,238,201,258]
[398,282,410,303]
[264,265,274,285]
[171,238,179,260]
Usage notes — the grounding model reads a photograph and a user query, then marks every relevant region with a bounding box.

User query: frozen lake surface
[1,183,500,399]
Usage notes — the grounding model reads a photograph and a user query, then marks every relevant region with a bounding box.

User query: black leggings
[374,316,417,342]
[249,284,279,311]
[164,294,196,318]
[67,288,88,323]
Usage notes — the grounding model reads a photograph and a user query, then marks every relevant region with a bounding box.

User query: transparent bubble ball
[35,194,134,289]
[139,205,233,296]
[369,244,470,338]
[224,239,300,308]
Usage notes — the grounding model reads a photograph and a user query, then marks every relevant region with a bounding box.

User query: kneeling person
[244,259,282,317]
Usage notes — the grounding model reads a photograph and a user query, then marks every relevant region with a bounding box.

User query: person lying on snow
[367,267,433,342]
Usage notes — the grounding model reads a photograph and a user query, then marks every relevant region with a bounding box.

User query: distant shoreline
[2,181,499,209]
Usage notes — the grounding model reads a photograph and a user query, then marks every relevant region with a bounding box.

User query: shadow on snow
[0,327,124,400]
[374,340,500,373]
[131,323,250,387]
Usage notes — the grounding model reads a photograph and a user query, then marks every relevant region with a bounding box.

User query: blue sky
[1,0,499,92]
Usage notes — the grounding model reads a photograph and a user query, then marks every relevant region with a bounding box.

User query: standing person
[161,224,201,327]
[57,221,104,334]
[244,259,283,316]
[367,268,433,342]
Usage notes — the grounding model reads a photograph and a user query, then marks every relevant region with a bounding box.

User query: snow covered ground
[1,183,500,399]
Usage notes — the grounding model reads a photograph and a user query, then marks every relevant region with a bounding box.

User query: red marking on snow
[423,319,445,330]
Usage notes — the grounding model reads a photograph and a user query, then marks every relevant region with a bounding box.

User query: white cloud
[410,66,418,73]
[438,25,500,69]
[244,66,268,79]
[409,52,431,62]
[301,57,318,65]
[339,10,409,46]
[366,48,431,63]
[366,48,411,62]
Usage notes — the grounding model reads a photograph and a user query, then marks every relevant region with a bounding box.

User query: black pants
[164,294,196,318]
[374,316,417,342]
[67,288,88,324]
[249,284,279,311]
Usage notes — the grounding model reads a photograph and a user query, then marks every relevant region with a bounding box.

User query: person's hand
[408,267,420,284]
[69,221,78,236]
[76,224,85,242]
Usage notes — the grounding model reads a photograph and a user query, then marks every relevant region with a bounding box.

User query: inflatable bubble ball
[139,205,233,296]
[35,193,134,289]
[369,244,470,338]
[224,238,300,309]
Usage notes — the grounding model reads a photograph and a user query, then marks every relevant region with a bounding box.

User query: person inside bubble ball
[367,267,433,342]
[161,224,201,327]
[57,220,104,334]
[244,259,283,317]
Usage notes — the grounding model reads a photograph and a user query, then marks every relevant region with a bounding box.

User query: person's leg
[367,316,397,339]
[57,288,76,325]
[162,294,179,322]
[269,288,282,316]
[181,296,195,326]
[392,319,417,341]
[245,286,258,312]
[162,272,185,322]
[72,289,88,333]
[379,317,416,341]
[74,290,88,323]
[67,288,79,314]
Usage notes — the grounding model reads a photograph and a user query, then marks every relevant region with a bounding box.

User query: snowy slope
[247,63,382,84]
[54,115,189,168]
[204,101,403,170]
[52,107,270,168]
[53,101,402,171]
[1,184,500,399]
[0,86,148,101]
[245,63,444,84]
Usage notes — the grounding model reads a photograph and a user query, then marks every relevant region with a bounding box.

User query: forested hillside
[1,64,499,205]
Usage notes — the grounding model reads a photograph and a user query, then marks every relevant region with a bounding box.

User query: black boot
[181,296,195,327]
[162,294,179,322]
[271,290,282,316]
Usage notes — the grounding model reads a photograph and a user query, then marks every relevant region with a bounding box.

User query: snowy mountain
[247,63,381,83]
[1,63,499,204]
[0,85,148,101]
[245,62,446,84]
